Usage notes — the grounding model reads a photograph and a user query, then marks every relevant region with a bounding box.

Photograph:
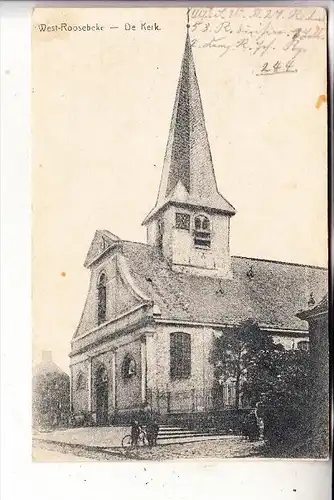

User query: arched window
[194,215,211,248]
[99,237,107,252]
[97,272,107,325]
[170,332,191,379]
[76,372,86,390]
[122,355,137,379]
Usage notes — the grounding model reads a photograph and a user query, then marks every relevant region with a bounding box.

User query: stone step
[159,429,191,433]
[158,430,231,440]
[158,429,196,436]
[158,433,219,440]
[157,435,241,445]
[159,426,189,431]
[158,429,224,436]
[143,425,235,443]
[158,426,227,437]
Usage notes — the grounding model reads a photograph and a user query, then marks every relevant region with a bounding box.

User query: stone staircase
[157,425,239,445]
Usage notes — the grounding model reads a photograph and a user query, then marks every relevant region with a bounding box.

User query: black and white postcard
[31,5,329,462]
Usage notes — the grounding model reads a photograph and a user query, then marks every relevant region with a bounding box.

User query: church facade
[69,30,327,426]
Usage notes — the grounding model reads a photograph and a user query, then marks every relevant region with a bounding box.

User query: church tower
[142,18,236,279]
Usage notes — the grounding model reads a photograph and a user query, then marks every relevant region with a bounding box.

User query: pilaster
[87,356,92,412]
[111,350,117,409]
[141,336,147,403]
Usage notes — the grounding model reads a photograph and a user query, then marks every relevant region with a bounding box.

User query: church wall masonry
[149,324,215,394]
[115,339,142,411]
[70,335,145,419]
[70,319,312,420]
[70,322,217,418]
[172,210,231,278]
[147,205,232,278]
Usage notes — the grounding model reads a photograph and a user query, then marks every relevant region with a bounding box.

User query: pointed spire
[143,11,235,225]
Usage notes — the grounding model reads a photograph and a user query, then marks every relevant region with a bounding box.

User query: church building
[69,26,327,426]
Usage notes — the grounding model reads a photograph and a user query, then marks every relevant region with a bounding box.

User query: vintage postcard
[32,5,328,462]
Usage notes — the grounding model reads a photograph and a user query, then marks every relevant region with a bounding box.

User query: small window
[194,215,211,248]
[97,272,107,325]
[176,213,190,230]
[99,237,107,252]
[297,340,309,351]
[158,219,164,235]
[122,355,137,379]
[170,332,191,379]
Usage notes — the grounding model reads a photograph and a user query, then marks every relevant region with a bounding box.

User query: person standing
[243,410,259,441]
[146,421,154,447]
[131,418,140,447]
[146,415,160,447]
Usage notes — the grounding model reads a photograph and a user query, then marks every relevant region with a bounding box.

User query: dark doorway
[95,365,109,426]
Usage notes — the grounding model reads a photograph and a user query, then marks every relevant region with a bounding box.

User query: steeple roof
[142,30,236,225]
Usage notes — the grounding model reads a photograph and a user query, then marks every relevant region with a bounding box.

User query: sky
[32,7,327,372]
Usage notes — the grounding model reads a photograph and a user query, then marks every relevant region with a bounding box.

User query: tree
[211,319,312,454]
[32,371,70,429]
[211,319,285,409]
[257,348,311,450]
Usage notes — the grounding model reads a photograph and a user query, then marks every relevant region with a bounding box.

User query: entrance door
[95,365,108,426]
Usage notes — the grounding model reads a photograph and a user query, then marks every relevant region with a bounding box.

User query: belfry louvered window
[170,332,191,379]
[194,215,211,248]
[97,272,107,325]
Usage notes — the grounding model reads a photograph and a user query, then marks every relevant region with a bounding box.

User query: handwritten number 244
[260,60,296,74]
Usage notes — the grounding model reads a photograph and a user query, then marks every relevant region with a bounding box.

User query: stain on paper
[315,94,327,109]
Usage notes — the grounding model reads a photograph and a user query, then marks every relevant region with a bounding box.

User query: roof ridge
[96,239,326,271]
[231,255,327,270]
[122,239,151,247]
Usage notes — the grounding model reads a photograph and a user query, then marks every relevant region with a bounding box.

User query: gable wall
[75,254,140,337]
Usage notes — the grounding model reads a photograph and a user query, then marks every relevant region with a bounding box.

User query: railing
[146,388,243,414]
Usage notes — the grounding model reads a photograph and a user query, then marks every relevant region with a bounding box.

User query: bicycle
[122,427,149,448]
